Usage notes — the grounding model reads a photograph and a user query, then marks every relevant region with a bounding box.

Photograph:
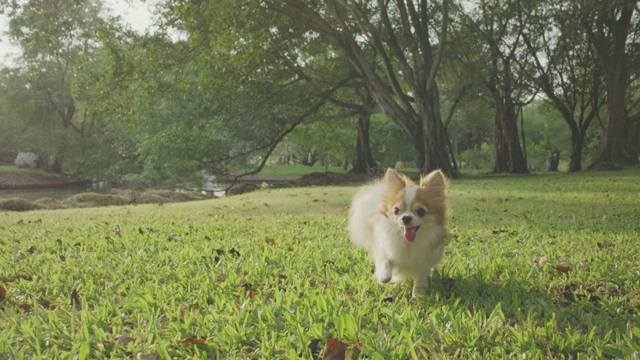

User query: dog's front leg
[412,272,430,297]
[374,257,392,283]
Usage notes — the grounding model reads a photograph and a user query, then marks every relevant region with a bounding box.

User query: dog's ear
[420,170,447,196]
[384,168,407,189]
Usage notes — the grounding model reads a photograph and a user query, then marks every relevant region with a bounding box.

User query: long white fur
[349,173,447,297]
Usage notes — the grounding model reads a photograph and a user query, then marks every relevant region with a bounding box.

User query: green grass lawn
[255,164,350,176]
[1,170,639,359]
[0,165,48,174]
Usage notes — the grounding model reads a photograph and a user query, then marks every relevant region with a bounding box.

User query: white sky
[0,0,156,67]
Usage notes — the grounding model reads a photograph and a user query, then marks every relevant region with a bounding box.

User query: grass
[0,169,639,359]
[0,165,48,175]
[254,164,349,176]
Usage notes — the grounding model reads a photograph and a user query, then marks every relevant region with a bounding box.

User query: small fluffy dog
[349,168,448,297]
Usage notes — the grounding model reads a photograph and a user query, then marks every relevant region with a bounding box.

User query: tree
[158,0,378,180]
[453,0,531,174]
[521,1,604,172]
[262,0,459,177]
[2,0,118,173]
[582,0,639,166]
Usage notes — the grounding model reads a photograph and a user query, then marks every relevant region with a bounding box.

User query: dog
[349,168,448,297]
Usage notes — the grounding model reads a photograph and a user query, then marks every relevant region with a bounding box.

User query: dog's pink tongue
[404,227,417,242]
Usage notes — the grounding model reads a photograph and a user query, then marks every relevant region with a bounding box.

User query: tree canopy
[0,0,638,187]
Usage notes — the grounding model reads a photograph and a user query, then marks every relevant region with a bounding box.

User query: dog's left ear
[420,170,447,196]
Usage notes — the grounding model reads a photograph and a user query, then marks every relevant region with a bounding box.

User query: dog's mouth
[403,226,420,242]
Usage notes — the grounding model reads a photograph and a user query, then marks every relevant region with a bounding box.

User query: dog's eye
[393,207,401,215]
[416,208,427,217]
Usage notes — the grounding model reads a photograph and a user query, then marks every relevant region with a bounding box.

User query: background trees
[262,0,459,177]
[583,0,639,166]
[521,1,604,172]
[0,0,637,188]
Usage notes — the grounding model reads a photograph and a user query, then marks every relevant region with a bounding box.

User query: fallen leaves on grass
[597,242,614,250]
[12,273,33,282]
[553,265,572,273]
[538,257,573,273]
[308,339,322,359]
[266,238,276,246]
[0,285,5,301]
[38,298,55,310]
[308,338,349,360]
[18,303,31,312]
[70,283,81,309]
[216,274,227,283]
[322,338,349,360]
[178,336,206,345]
[553,282,625,306]
[167,235,181,242]
[115,334,135,347]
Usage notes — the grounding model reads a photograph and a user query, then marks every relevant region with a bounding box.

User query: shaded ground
[0,170,84,189]
[0,170,374,211]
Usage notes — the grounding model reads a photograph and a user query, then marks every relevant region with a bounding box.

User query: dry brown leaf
[322,338,348,360]
[554,265,572,273]
[308,339,322,359]
[38,298,55,310]
[0,285,6,301]
[115,334,135,347]
[178,336,206,345]
[70,283,81,309]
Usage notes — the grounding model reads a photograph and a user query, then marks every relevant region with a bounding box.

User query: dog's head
[379,168,447,242]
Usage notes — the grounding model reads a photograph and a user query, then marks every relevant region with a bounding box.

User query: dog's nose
[402,216,412,225]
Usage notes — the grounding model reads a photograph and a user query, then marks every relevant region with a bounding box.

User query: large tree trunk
[587,2,637,167]
[598,79,634,164]
[420,89,457,176]
[351,102,378,174]
[568,131,586,172]
[493,100,528,173]
[548,151,560,171]
[626,113,640,161]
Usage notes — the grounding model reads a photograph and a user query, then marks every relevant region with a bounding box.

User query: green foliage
[1,171,638,358]
[369,114,416,168]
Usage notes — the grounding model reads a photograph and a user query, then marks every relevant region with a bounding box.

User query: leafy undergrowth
[0,170,639,359]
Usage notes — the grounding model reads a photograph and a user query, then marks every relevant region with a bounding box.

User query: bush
[0,198,42,211]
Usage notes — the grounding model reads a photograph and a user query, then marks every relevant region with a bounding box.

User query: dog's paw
[374,259,392,283]
[412,278,429,297]
[374,266,392,283]
[412,286,427,297]
[376,271,392,284]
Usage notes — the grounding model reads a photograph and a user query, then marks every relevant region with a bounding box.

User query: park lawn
[0,165,48,175]
[0,170,639,359]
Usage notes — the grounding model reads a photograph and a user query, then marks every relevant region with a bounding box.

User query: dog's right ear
[384,168,406,189]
